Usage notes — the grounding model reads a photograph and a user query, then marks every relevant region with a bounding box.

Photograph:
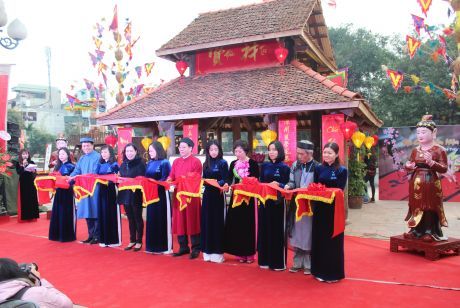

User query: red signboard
[195,40,281,75]
[183,120,199,155]
[322,114,345,163]
[117,127,133,165]
[278,114,297,166]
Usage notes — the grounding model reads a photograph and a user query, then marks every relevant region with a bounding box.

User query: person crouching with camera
[0,258,73,307]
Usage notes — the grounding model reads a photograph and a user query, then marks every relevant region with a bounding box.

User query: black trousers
[178,234,201,253]
[364,174,375,199]
[124,203,144,243]
[86,218,99,240]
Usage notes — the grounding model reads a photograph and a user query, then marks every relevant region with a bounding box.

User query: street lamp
[0,0,27,50]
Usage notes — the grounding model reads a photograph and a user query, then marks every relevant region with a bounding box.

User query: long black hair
[148,141,167,161]
[0,258,29,282]
[54,147,71,172]
[204,140,223,172]
[268,140,285,163]
[18,149,32,165]
[122,143,140,161]
[323,142,341,169]
[99,145,116,164]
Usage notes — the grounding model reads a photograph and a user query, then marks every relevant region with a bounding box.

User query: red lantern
[104,134,117,148]
[372,134,379,146]
[274,46,288,64]
[176,60,188,76]
[339,121,358,141]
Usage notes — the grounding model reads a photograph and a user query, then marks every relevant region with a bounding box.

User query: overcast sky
[0,0,453,105]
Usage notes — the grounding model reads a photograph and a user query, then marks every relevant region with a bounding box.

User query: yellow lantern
[364,136,374,150]
[252,139,259,149]
[141,137,153,151]
[351,131,366,149]
[157,136,171,151]
[261,130,277,146]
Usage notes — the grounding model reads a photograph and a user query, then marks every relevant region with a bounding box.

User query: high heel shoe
[133,243,143,252]
[124,243,136,251]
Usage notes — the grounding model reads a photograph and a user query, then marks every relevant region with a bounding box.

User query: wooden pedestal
[390,235,460,261]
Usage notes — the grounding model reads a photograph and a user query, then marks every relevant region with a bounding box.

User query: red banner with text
[117,127,133,165]
[183,120,199,155]
[195,40,280,75]
[322,114,345,162]
[278,114,297,166]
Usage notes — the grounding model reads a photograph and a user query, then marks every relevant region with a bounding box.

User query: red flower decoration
[2,154,10,161]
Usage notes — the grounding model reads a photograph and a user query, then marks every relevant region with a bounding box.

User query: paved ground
[345,200,460,240]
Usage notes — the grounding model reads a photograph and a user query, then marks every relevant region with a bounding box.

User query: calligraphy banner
[322,114,345,162]
[183,120,198,155]
[278,114,297,166]
[195,40,280,75]
[117,127,133,165]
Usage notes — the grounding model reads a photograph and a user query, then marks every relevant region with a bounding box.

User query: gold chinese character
[208,48,226,66]
[241,43,259,61]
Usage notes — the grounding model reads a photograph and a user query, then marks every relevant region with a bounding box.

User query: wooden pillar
[242,117,254,151]
[232,117,241,142]
[310,111,322,161]
[166,122,175,157]
[199,119,207,153]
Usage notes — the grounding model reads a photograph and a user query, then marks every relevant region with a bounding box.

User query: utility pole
[44,47,52,108]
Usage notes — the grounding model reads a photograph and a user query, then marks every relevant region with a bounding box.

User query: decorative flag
[443,27,454,36]
[109,5,118,31]
[425,85,432,94]
[386,69,404,92]
[403,86,412,93]
[406,36,421,59]
[66,94,79,109]
[96,22,104,38]
[95,50,105,61]
[443,88,456,99]
[98,62,108,74]
[84,79,94,91]
[88,52,98,67]
[431,51,439,62]
[417,0,433,17]
[326,68,348,87]
[135,84,144,96]
[135,66,142,78]
[93,37,102,50]
[125,43,133,61]
[411,14,425,35]
[124,22,132,43]
[144,62,155,76]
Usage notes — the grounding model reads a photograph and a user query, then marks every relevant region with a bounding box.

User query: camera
[18,263,40,285]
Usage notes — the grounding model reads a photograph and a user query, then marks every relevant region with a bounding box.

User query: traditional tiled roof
[157,0,316,54]
[96,61,384,127]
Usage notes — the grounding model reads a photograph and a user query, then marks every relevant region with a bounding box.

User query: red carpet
[1,214,459,307]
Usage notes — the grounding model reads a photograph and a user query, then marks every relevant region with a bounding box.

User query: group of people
[19,134,348,283]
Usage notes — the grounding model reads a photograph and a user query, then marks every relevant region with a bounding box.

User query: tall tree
[329,25,459,127]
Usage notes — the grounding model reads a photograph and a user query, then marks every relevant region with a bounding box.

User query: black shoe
[189,250,200,259]
[124,243,136,251]
[133,243,143,252]
[80,238,93,244]
[89,238,99,245]
[172,250,190,257]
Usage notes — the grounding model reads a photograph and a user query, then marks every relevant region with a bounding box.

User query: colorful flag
[144,62,154,76]
[124,22,132,43]
[411,14,425,35]
[135,66,142,78]
[417,0,433,17]
[84,79,94,91]
[406,35,421,59]
[125,43,133,61]
[93,37,102,50]
[89,52,98,67]
[386,69,404,92]
[135,84,144,96]
[95,50,105,61]
[109,5,118,31]
[326,68,348,87]
[96,22,104,38]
